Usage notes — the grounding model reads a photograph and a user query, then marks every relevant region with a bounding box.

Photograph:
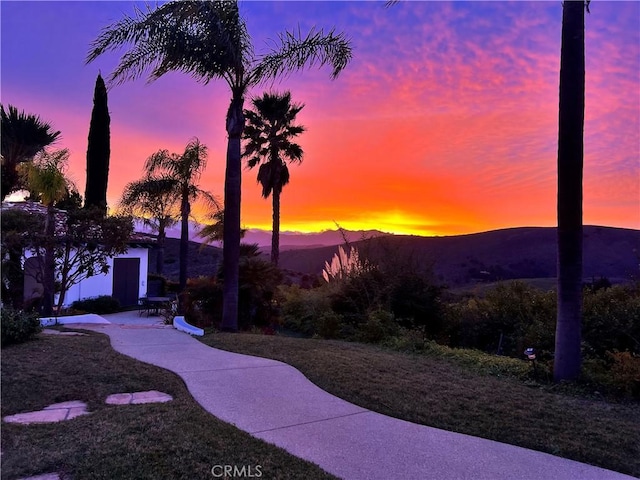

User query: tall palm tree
[243,91,305,266]
[144,138,219,291]
[554,0,588,382]
[87,0,352,331]
[20,149,70,316]
[1,104,61,199]
[118,175,180,275]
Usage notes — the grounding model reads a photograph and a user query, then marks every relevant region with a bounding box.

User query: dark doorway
[112,258,140,307]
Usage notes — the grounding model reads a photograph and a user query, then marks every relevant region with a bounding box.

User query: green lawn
[1,331,335,480]
[200,332,640,477]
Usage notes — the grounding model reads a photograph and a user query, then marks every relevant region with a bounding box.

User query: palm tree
[86,0,352,331]
[1,104,61,199]
[243,91,305,266]
[20,149,71,316]
[118,175,180,275]
[198,209,245,245]
[554,0,589,382]
[144,138,219,291]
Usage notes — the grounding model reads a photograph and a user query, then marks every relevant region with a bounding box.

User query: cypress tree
[84,74,110,214]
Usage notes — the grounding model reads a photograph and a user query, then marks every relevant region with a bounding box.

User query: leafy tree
[53,209,132,311]
[0,104,61,199]
[84,74,111,214]
[554,0,588,382]
[143,138,219,291]
[19,150,70,315]
[118,175,180,275]
[243,91,305,266]
[87,0,352,330]
[8,204,132,314]
[1,209,41,308]
[1,186,83,309]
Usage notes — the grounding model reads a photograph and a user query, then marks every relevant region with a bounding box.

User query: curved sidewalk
[79,312,632,480]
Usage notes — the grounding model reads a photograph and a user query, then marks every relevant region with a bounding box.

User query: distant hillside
[243,229,389,249]
[152,226,639,287]
[150,239,222,280]
[140,219,389,249]
[277,226,639,286]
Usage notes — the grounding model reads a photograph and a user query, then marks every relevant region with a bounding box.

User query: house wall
[24,246,149,307]
[61,247,149,306]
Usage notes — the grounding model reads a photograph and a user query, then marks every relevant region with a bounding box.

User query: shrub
[1,306,42,346]
[607,351,640,398]
[582,352,640,399]
[357,309,398,344]
[279,285,334,336]
[238,255,282,329]
[181,276,222,328]
[444,281,556,358]
[71,295,120,314]
[315,311,343,339]
[582,284,640,357]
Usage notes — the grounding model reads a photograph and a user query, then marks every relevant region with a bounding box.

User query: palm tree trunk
[179,192,190,292]
[157,226,166,276]
[221,95,244,332]
[554,0,585,382]
[271,188,281,266]
[41,205,56,316]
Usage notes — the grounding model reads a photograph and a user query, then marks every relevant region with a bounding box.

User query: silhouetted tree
[1,105,61,199]
[144,139,219,291]
[87,0,352,331]
[118,176,180,275]
[554,0,588,382]
[84,74,111,215]
[243,91,305,266]
[20,150,70,315]
[198,210,245,245]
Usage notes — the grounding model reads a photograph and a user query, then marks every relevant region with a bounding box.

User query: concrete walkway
[71,311,633,480]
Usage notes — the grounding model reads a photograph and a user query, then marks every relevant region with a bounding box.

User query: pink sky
[2,1,638,235]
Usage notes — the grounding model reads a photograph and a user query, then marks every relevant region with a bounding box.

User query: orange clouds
[2,1,638,236]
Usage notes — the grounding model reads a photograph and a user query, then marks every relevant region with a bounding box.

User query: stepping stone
[105,390,172,405]
[41,329,87,336]
[105,393,133,405]
[18,474,61,480]
[3,401,89,424]
[132,390,173,404]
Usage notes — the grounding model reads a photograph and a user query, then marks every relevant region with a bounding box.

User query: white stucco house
[2,201,156,308]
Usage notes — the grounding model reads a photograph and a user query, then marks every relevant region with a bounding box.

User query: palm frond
[87,1,251,87]
[249,27,352,85]
[1,104,61,164]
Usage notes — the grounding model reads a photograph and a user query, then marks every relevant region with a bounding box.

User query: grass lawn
[200,332,640,477]
[1,330,336,480]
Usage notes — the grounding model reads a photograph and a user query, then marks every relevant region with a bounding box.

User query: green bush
[238,255,282,329]
[70,295,121,314]
[181,276,222,328]
[314,311,343,339]
[1,306,42,346]
[279,285,334,336]
[582,284,640,357]
[444,281,556,357]
[357,309,399,344]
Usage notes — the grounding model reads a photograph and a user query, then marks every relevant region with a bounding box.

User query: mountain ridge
[153,225,639,287]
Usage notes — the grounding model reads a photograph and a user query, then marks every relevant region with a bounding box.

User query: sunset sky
[2,1,638,236]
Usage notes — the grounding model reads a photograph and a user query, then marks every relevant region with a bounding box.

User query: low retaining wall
[40,314,110,327]
[173,316,204,336]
